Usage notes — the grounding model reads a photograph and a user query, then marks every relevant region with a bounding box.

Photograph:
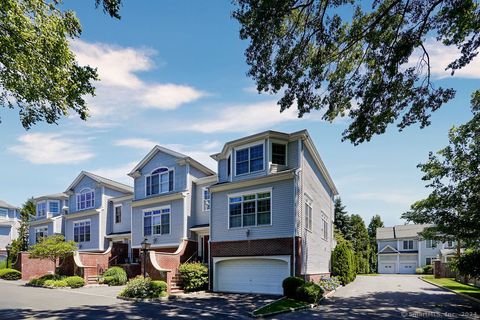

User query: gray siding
[286,141,299,169]
[192,181,212,227]
[131,198,185,248]
[218,159,228,183]
[231,139,269,182]
[134,151,187,200]
[378,240,398,251]
[211,178,295,242]
[65,214,101,251]
[28,222,53,245]
[68,176,102,213]
[418,240,442,266]
[190,166,209,180]
[108,199,132,235]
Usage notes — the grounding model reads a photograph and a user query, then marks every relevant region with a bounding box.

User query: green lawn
[358,273,379,276]
[422,276,480,300]
[252,298,309,316]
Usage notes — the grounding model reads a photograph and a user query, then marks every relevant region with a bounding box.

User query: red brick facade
[14,252,57,281]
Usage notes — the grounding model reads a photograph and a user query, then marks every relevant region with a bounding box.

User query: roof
[65,171,133,194]
[376,224,433,240]
[210,129,338,195]
[34,193,68,201]
[0,200,18,210]
[128,145,215,177]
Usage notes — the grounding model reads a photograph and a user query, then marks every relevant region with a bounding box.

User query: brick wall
[14,252,57,281]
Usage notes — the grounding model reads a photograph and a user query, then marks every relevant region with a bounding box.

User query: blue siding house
[29,193,68,246]
[0,200,19,260]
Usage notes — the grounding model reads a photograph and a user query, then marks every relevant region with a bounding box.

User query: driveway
[276,275,480,319]
[0,280,274,319]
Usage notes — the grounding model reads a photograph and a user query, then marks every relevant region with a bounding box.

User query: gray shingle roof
[376,224,433,240]
[34,193,68,201]
[0,200,18,210]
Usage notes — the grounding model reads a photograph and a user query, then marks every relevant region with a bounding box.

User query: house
[376,224,457,274]
[29,193,69,245]
[63,171,134,253]
[0,200,19,260]
[209,130,338,295]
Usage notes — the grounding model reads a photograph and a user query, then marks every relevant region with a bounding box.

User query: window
[37,202,46,217]
[446,240,454,248]
[73,220,91,242]
[229,191,271,228]
[426,239,436,248]
[35,227,48,243]
[272,143,287,165]
[146,168,174,196]
[0,209,7,219]
[235,144,264,175]
[76,189,95,210]
[202,187,211,212]
[115,205,122,224]
[321,213,328,240]
[403,240,414,250]
[304,199,313,231]
[426,257,434,265]
[49,201,59,214]
[143,207,170,236]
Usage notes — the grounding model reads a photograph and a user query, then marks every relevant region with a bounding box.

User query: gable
[72,175,97,193]
[379,245,399,254]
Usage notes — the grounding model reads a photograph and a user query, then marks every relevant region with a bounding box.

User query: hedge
[282,276,305,298]
[102,266,127,286]
[64,276,85,288]
[296,282,324,303]
[331,242,356,285]
[119,276,168,299]
[178,262,208,292]
[0,268,21,280]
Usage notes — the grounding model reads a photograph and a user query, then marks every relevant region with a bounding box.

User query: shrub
[102,266,127,286]
[28,274,62,286]
[331,242,356,285]
[282,276,305,298]
[296,282,324,303]
[415,267,424,274]
[151,280,168,297]
[65,276,85,288]
[119,276,154,299]
[0,268,21,280]
[178,262,208,292]
[423,265,433,274]
[44,279,68,287]
[457,250,480,279]
[103,276,115,285]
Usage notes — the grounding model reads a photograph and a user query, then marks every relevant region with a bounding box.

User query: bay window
[272,143,287,165]
[235,144,264,175]
[37,202,46,217]
[49,201,59,214]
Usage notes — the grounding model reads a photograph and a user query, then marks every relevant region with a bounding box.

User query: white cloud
[114,138,158,150]
[9,133,94,164]
[91,162,137,185]
[410,39,480,79]
[70,40,206,127]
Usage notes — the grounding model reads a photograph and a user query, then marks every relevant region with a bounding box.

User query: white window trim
[425,239,437,249]
[304,195,313,232]
[202,187,211,212]
[37,201,47,217]
[35,226,48,243]
[48,200,60,215]
[114,204,122,224]
[234,141,265,176]
[321,211,328,241]
[76,188,95,211]
[73,219,91,243]
[402,240,415,251]
[227,187,273,229]
[144,167,175,197]
[270,140,288,166]
[425,256,436,265]
[142,205,171,236]
[0,208,7,219]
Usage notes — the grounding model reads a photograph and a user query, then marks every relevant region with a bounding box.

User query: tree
[28,235,77,274]
[350,214,371,274]
[0,0,121,129]
[334,198,351,240]
[402,91,480,248]
[18,198,36,251]
[331,239,356,285]
[368,215,384,272]
[234,0,479,144]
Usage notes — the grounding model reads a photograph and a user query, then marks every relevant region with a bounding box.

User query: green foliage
[18,198,36,251]
[28,235,77,273]
[233,0,478,144]
[317,277,341,292]
[423,265,433,275]
[178,262,209,292]
[119,276,165,299]
[403,93,480,246]
[0,260,6,269]
[368,215,384,273]
[0,268,21,280]
[415,267,424,274]
[350,214,371,274]
[44,279,68,287]
[334,198,351,240]
[64,276,85,288]
[332,241,356,285]
[282,276,305,298]
[102,266,127,286]
[457,250,480,278]
[295,282,324,303]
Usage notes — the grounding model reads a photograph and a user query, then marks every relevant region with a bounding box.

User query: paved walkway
[276,275,480,319]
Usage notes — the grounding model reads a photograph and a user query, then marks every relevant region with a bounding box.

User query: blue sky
[0,1,478,227]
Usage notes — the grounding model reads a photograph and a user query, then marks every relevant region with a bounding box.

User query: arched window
[76,188,95,210]
[146,167,174,196]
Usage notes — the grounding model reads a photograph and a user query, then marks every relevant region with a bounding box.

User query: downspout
[293,168,301,277]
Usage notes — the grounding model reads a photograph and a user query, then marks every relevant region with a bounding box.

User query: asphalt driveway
[276,275,480,320]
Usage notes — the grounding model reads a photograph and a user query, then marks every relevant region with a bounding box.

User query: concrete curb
[117,295,169,302]
[420,277,480,305]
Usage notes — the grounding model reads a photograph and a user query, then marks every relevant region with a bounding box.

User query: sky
[0,1,478,227]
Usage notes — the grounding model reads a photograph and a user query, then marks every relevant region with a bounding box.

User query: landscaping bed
[422,276,480,301]
[27,275,85,289]
[117,276,168,301]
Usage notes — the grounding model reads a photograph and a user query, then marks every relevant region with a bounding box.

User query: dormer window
[272,143,287,165]
[77,188,95,210]
[49,201,59,214]
[37,202,46,217]
[146,167,174,196]
[235,144,264,175]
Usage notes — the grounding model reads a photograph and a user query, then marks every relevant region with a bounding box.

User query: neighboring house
[209,130,338,295]
[63,171,133,252]
[376,224,457,274]
[29,193,69,246]
[128,145,216,258]
[0,200,19,260]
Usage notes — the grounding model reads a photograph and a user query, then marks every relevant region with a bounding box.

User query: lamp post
[140,238,151,278]
[5,243,12,269]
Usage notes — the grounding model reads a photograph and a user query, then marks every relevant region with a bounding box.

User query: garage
[379,263,396,274]
[214,256,290,295]
[399,262,417,274]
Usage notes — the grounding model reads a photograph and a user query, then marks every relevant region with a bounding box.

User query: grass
[358,273,379,276]
[252,298,309,316]
[422,276,480,300]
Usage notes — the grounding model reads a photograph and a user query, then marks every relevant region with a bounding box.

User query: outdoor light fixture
[141,238,151,278]
[5,243,12,269]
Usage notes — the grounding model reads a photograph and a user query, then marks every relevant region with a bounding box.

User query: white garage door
[379,263,396,274]
[399,262,417,274]
[215,258,290,295]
